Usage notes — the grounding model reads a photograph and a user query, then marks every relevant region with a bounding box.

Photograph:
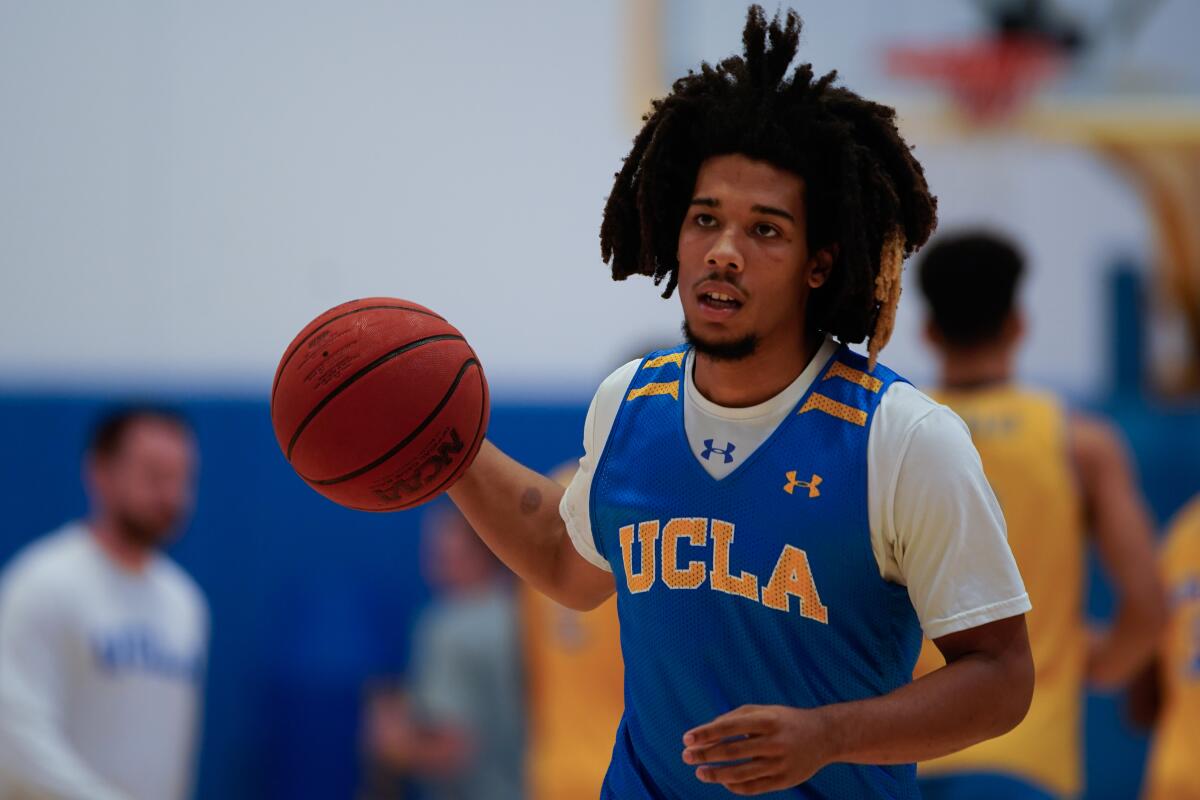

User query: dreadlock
[600,5,938,367]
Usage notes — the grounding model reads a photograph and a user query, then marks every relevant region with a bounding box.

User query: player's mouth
[695,282,746,321]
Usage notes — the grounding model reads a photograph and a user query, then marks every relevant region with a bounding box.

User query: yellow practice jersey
[520,586,624,800]
[914,386,1087,797]
[1143,495,1200,800]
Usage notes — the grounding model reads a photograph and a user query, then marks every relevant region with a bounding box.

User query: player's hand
[681,704,834,795]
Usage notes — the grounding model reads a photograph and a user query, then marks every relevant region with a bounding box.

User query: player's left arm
[683,398,1035,794]
[681,615,1032,794]
[1070,413,1168,689]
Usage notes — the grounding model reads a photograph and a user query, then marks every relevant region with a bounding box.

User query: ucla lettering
[617,517,829,623]
[619,521,659,594]
[91,625,203,682]
[662,518,707,589]
[761,545,830,623]
[711,520,758,601]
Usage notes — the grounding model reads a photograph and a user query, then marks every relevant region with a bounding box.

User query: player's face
[677,154,830,360]
[92,420,197,549]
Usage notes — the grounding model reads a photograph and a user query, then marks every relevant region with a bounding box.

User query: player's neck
[692,328,823,408]
[939,344,1015,391]
[89,518,155,573]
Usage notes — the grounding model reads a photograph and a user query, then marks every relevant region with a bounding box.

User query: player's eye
[694,213,717,228]
[753,222,780,238]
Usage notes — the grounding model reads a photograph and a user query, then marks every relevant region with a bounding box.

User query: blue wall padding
[0,393,1197,799]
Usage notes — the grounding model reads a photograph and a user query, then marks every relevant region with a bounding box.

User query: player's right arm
[449,442,614,610]
[1071,413,1168,689]
[0,560,131,800]
[449,361,639,611]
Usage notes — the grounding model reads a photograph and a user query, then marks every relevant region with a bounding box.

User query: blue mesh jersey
[590,343,923,799]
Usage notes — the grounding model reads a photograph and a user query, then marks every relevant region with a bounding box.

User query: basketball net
[886,37,1065,126]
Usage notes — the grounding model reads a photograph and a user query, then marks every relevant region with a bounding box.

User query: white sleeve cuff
[559,490,611,573]
[921,593,1032,640]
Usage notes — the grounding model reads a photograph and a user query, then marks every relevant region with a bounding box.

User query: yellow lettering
[710,520,758,601]
[761,545,829,623]
[662,518,707,589]
[619,521,659,593]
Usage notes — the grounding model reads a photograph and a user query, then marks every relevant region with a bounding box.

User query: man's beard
[113,508,176,550]
[683,321,759,362]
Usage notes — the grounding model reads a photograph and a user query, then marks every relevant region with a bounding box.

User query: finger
[682,735,774,765]
[683,707,769,746]
[694,757,778,786]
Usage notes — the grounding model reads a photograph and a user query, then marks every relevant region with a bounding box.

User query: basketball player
[447,8,1035,797]
[366,502,524,800]
[0,407,208,800]
[1133,493,1200,800]
[913,231,1167,800]
[520,465,623,800]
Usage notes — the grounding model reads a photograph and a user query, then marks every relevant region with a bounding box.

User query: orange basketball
[270,298,488,511]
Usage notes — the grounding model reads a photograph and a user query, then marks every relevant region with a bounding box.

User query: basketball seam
[302,357,480,486]
[357,360,489,510]
[271,303,448,404]
[285,333,464,461]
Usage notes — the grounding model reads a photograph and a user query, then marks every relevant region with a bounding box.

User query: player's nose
[705,228,744,274]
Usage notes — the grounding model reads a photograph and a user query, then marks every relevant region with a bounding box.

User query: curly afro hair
[600,5,938,365]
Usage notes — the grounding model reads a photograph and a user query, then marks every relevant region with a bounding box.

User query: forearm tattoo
[519,486,543,515]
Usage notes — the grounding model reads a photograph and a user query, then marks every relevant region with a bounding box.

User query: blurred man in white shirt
[0,407,208,800]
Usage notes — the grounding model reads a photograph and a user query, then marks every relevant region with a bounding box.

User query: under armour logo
[783,471,822,498]
[701,439,736,464]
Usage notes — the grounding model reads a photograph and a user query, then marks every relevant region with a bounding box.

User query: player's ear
[923,318,943,349]
[995,311,1024,350]
[806,244,838,289]
[1007,310,1026,344]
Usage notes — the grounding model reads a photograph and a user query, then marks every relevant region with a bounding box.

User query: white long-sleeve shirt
[0,524,208,800]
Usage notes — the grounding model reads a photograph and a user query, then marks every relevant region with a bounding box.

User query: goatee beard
[682,322,759,362]
[114,510,173,551]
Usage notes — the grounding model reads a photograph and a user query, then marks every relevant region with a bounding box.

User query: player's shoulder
[870,376,980,478]
[1066,407,1124,450]
[0,522,95,596]
[875,378,960,438]
[1064,409,1135,481]
[586,351,668,448]
[151,556,209,617]
[593,357,645,408]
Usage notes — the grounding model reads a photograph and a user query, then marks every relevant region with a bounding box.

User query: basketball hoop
[886,37,1066,125]
[885,30,1200,394]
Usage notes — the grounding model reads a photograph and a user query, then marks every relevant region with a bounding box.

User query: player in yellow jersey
[913,231,1167,800]
[520,465,624,800]
[1138,494,1200,800]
